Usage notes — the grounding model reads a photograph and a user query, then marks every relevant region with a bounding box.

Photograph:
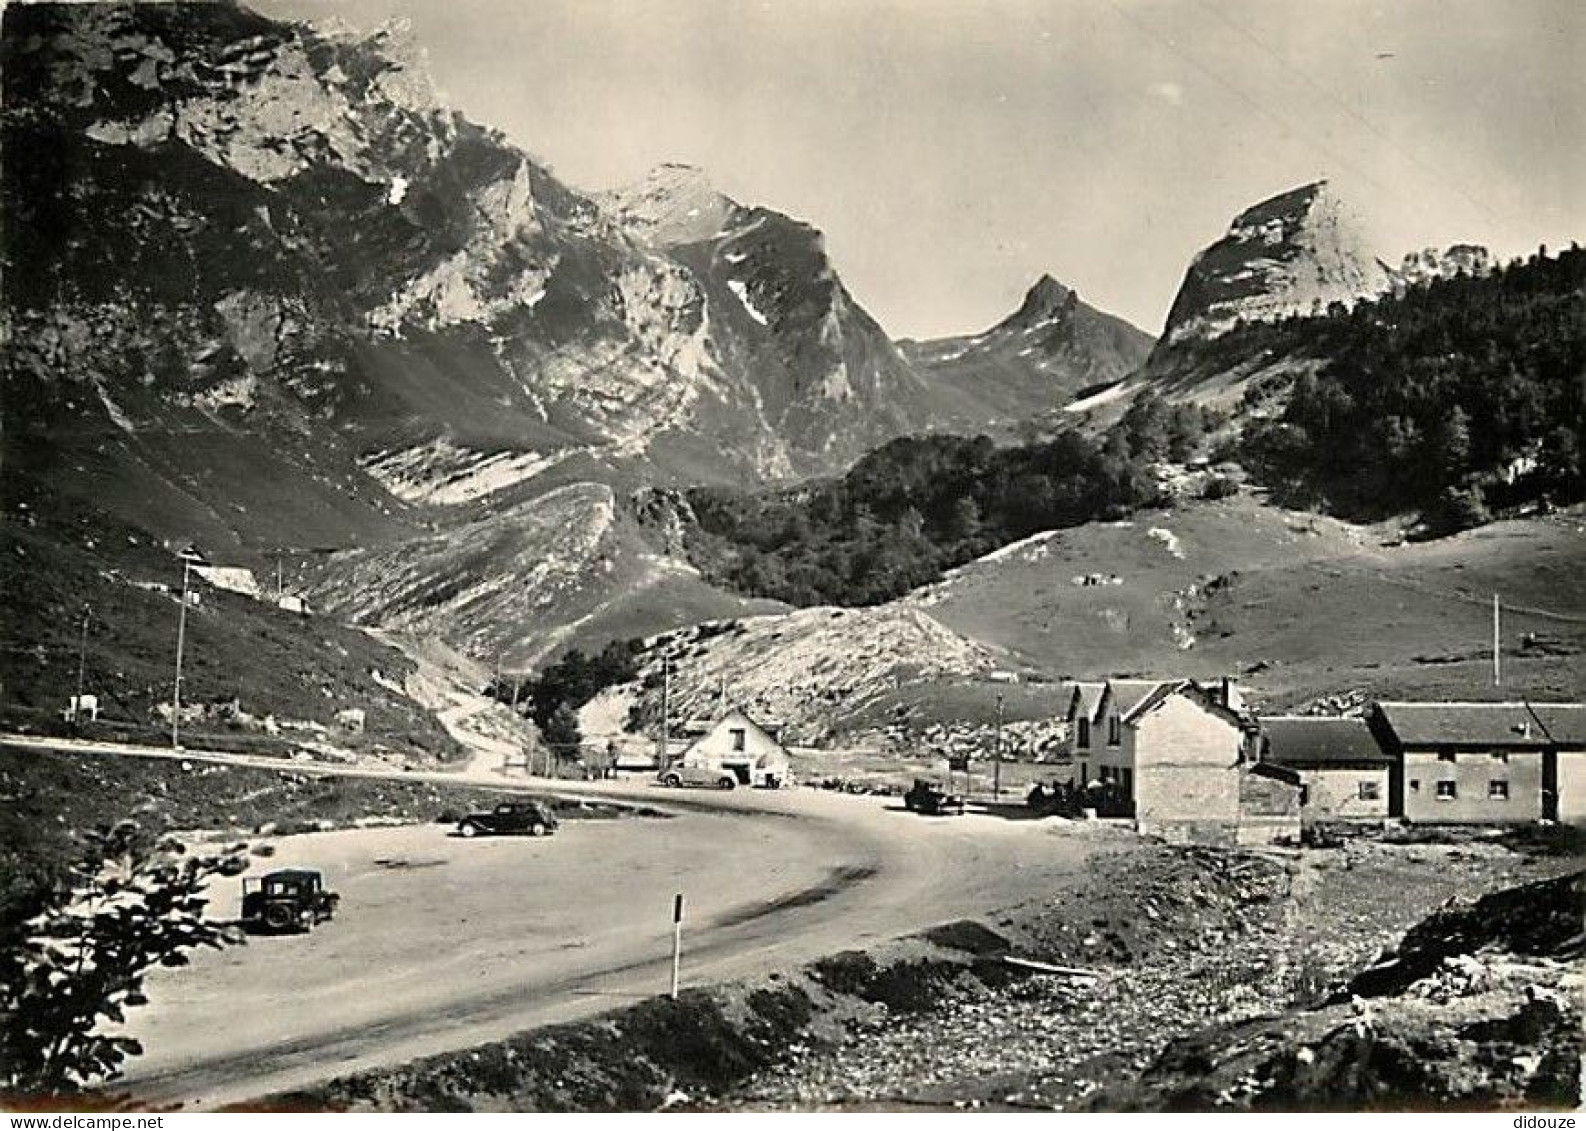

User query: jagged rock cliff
[4,0,1057,555]
[1157,180,1394,347]
[900,274,1154,425]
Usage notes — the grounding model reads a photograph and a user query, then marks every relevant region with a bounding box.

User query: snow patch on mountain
[359,439,569,506]
[727,279,770,326]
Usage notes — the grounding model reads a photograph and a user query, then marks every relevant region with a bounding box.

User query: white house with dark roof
[1366,701,1580,824]
[675,708,792,788]
[1069,677,1266,842]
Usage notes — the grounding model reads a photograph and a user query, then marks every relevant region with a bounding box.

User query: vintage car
[456,799,560,838]
[902,778,966,816]
[240,869,340,933]
[656,762,740,790]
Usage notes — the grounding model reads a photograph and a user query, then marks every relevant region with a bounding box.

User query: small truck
[903,778,966,816]
[240,869,340,933]
[456,799,559,838]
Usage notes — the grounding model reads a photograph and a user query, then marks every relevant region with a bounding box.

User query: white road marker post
[670,892,684,1000]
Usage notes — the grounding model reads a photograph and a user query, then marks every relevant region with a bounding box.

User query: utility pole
[993,692,1005,802]
[1493,592,1502,687]
[656,651,671,769]
[73,604,90,728]
[172,546,205,749]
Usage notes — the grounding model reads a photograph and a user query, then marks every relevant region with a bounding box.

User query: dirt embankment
[1090,869,1584,1112]
[249,923,1023,1113]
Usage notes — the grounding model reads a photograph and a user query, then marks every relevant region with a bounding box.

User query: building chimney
[1221,676,1243,713]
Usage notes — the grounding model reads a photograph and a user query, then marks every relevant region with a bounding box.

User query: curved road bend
[1,736,1098,1110]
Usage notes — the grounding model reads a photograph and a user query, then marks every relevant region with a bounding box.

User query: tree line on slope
[682,398,1216,607]
[677,246,1582,609]
[485,638,646,757]
[1224,244,1585,530]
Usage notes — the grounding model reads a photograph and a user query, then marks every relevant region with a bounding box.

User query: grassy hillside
[306,482,782,670]
[906,494,1585,708]
[0,501,459,761]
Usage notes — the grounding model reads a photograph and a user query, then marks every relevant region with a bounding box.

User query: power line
[1186,0,1503,225]
[1095,0,1463,219]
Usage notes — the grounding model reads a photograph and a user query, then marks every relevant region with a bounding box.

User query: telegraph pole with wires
[72,604,91,728]
[1493,592,1502,687]
[172,545,207,749]
[993,692,1005,802]
[656,650,672,769]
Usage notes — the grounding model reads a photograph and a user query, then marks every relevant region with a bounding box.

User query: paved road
[3,735,1102,1110]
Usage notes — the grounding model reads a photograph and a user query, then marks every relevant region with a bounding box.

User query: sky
[260,0,1584,338]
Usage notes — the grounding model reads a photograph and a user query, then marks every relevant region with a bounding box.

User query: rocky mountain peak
[1005,274,1078,328]
[1160,179,1393,346]
[599,162,739,247]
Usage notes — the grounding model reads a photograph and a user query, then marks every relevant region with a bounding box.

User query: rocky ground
[721,832,1583,1111]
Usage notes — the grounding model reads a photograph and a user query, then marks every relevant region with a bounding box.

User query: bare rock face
[1159,181,1394,346]
[900,274,1155,422]
[2,0,987,552]
[1395,243,1494,291]
[605,606,1000,745]
[596,163,738,249]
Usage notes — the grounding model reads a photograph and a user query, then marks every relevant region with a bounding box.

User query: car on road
[903,778,966,816]
[241,869,340,933]
[456,800,559,838]
[656,763,740,790]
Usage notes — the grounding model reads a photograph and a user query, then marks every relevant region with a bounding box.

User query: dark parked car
[457,800,559,838]
[241,869,339,933]
[903,778,965,816]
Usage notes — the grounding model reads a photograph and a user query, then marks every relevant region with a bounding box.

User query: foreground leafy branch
[0,821,248,1096]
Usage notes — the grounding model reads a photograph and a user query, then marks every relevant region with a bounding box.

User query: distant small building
[194,565,262,599]
[277,593,310,616]
[63,694,100,723]
[676,708,792,788]
[1258,715,1392,823]
[333,707,366,734]
[1369,702,1557,824]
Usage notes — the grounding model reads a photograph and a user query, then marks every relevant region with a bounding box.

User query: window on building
[1490,750,1509,763]
[730,728,746,752]
[1436,780,1458,801]
[1437,750,1456,763]
[1409,779,1421,792]
[1077,718,1091,749]
[1121,767,1134,796]
[1358,781,1381,801]
[1107,716,1122,746]
[1489,780,1509,800]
